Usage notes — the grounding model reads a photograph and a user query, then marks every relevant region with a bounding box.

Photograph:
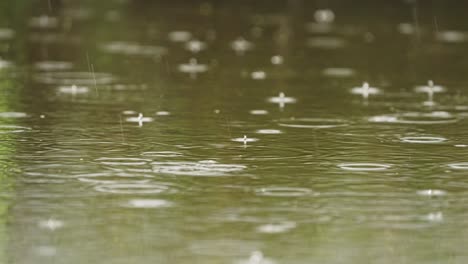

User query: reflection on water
[2,0,468,263]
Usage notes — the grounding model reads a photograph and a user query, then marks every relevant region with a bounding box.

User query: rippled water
[2,1,468,263]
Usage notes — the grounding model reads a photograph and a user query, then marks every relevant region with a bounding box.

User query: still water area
[1,0,468,263]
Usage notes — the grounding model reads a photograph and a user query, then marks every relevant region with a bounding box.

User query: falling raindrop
[185,39,207,53]
[351,82,381,99]
[270,55,283,65]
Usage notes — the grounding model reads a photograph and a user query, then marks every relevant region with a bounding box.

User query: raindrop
[416,189,447,197]
[0,28,14,40]
[436,30,468,43]
[351,82,381,99]
[307,36,346,49]
[156,111,171,116]
[168,31,192,42]
[185,39,207,53]
[256,129,282,134]
[424,212,443,222]
[314,9,335,24]
[231,37,254,56]
[270,55,283,65]
[126,113,154,126]
[178,58,208,79]
[267,92,296,108]
[337,163,392,171]
[29,15,58,28]
[38,218,64,231]
[124,199,173,208]
[249,110,269,115]
[322,67,355,78]
[232,135,258,144]
[251,71,266,80]
[57,84,89,95]
[236,251,276,264]
[256,221,296,234]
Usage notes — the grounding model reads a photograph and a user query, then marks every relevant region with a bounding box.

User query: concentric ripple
[152,160,246,177]
[448,163,468,170]
[277,118,349,129]
[369,111,458,125]
[400,136,447,144]
[94,182,175,194]
[0,125,31,133]
[255,187,314,197]
[95,157,150,166]
[34,71,116,85]
[337,163,392,171]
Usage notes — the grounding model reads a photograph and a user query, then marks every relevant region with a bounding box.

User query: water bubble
[314,9,335,24]
[185,39,207,53]
[34,61,73,71]
[38,218,64,231]
[400,136,447,144]
[251,71,266,80]
[94,182,175,194]
[249,110,269,115]
[351,82,381,99]
[278,118,349,129]
[178,58,208,79]
[270,55,283,65]
[256,129,282,134]
[255,187,314,197]
[0,112,28,118]
[231,37,254,56]
[57,84,89,95]
[256,221,296,234]
[337,163,392,171]
[448,163,468,170]
[168,31,192,42]
[152,160,246,176]
[322,67,355,78]
[125,199,173,208]
[267,92,296,108]
[417,189,447,197]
